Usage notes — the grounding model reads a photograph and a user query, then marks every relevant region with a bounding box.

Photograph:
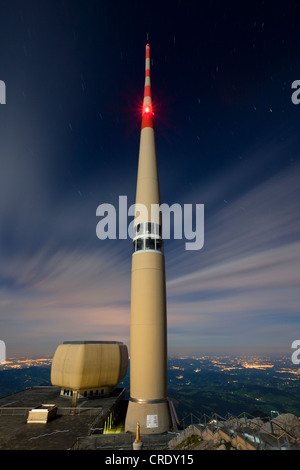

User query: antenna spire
[141,43,154,130]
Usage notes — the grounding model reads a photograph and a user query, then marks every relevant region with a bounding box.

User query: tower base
[125,399,173,434]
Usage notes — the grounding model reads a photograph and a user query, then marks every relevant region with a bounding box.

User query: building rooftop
[0,386,125,450]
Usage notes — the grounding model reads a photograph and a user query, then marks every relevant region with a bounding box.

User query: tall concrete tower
[125,43,173,434]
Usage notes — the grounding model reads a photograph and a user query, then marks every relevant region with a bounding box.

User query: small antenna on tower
[147,32,149,42]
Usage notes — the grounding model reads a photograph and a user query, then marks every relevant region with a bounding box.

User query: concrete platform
[0,386,125,450]
[73,431,176,450]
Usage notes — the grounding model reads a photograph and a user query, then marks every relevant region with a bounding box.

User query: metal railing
[0,406,102,417]
[0,407,32,416]
[177,411,300,450]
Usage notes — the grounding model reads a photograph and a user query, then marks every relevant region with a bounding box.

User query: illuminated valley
[1,354,300,423]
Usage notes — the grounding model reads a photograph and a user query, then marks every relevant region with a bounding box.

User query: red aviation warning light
[143,104,152,114]
[141,104,154,129]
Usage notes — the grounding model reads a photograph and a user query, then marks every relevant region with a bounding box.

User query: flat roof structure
[0,386,125,450]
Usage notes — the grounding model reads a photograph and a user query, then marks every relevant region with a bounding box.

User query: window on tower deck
[156,239,163,252]
[146,222,152,234]
[145,237,155,250]
[136,238,144,251]
[132,222,164,254]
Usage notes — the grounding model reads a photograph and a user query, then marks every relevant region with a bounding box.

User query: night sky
[1,1,300,358]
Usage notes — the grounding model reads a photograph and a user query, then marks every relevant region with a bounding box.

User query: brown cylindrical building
[125,44,173,434]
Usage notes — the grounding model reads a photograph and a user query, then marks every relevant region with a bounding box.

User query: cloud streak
[0,114,300,357]
[166,157,300,353]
